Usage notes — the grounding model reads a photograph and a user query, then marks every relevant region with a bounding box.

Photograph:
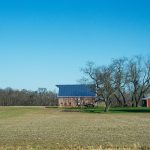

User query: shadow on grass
[111,107,150,113]
[62,107,150,113]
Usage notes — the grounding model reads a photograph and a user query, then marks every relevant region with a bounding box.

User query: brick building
[141,94,150,107]
[56,85,96,107]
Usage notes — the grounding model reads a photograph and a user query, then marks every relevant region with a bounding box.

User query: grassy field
[0,107,150,150]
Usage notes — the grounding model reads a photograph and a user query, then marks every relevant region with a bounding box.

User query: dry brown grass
[0,107,150,150]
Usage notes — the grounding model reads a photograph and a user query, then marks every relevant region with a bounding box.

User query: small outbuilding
[56,84,96,107]
[142,97,150,107]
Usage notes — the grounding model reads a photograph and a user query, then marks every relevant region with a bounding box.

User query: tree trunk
[104,100,111,112]
[104,105,110,112]
[131,95,134,107]
[135,101,139,107]
[114,94,122,106]
[119,89,127,107]
[134,94,140,107]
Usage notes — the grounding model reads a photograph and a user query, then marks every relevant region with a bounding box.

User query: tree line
[0,88,58,106]
[81,55,150,112]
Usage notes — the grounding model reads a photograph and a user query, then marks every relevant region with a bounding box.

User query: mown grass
[0,106,42,119]
[0,106,150,150]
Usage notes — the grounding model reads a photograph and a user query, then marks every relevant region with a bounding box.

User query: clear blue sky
[0,0,150,91]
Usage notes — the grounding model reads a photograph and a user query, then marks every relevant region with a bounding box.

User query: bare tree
[81,55,150,109]
[82,62,118,112]
[111,58,128,106]
[127,56,150,107]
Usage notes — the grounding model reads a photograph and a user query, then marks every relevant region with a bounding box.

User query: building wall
[148,98,150,107]
[58,97,95,107]
[141,98,150,107]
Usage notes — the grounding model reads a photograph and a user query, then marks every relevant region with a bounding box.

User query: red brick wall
[148,99,150,107]
[58,97,95,107]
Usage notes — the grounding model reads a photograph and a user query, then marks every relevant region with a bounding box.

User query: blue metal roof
[56,84,96,97]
